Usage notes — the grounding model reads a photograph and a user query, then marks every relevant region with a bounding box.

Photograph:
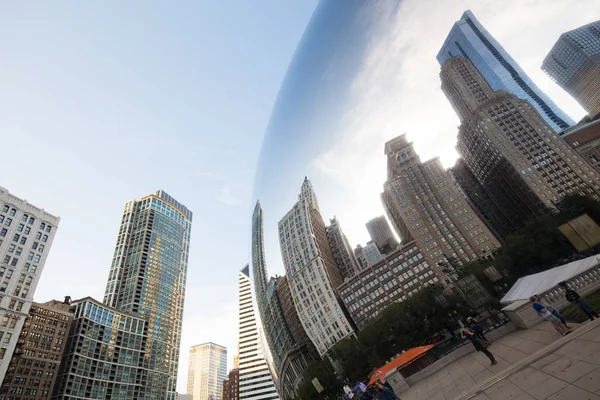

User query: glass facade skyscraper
[251,202,294,373]
[103,190,192,400]
[437,10,574,132]
[542,20,600,117]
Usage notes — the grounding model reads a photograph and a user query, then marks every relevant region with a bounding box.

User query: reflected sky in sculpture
[252,0,598,277]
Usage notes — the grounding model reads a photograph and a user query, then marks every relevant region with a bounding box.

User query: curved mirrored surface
[249,0,592,397]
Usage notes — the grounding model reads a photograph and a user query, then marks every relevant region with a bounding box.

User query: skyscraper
[278,180,354,356]
[441,56,600,210]
[237,265,279,400]
[220,368,239,400]
[103,190,192,400]
[53,297,149,399]
[437,10,574,132]
[273,276,318,398]
[365,216,399,254]
[0,187,60,384]
[362,241,384,267]
[186,342,227,400]
[325,217,360,279]
[542,20,600,117]
[1,299,72,399]
[382,135,501,285]
[251,202,294,374]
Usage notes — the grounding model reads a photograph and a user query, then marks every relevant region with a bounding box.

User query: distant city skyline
[1,0,598,393]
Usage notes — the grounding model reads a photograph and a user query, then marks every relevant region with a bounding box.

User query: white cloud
[216,187,241,206]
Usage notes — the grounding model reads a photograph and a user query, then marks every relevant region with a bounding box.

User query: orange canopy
[368,345,434,386]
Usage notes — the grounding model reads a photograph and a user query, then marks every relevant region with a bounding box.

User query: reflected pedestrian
[461,326,497,365]
[467,317,487,341]
[374,368,393,392]
[531,295,571,329]
[559,282,599,321]
[531,298,570,336]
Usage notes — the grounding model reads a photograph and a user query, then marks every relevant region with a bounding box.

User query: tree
[558,194,600,224]
[296,359,339,400]
[331,337,371,383]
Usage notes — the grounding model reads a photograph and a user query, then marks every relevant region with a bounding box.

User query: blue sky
[2,0,599,395]
[0,1,317,392]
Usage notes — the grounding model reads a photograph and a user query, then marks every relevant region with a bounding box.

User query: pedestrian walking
[374,368,393,392]
[559,282,599,321]
[531,295,571,328]
[530,297,570,336]
[460,326,497,365]
[374,382,398,400]
[466,317,487,341]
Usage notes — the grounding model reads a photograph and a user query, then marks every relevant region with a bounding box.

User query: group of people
[339,370,399,400]
[529,281,599,335]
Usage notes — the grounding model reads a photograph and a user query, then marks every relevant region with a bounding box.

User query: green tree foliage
[495,214,574,278]
[559,194,600,224]
[296,359,339,400]
[331,337,371,384]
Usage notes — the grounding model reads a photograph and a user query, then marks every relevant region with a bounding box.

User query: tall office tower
[103,190,192,400]
[0,299,72,399]
[237,265,279,400]
[362,241,384,267]
[382,135,501,285]
[250,202,294,375]
[437,10,574,132]
[273,276,318,398]
[278,180,354,356]
[186,342,227,400]
[449,158,516,239]
[354,245,368,270]
[325,217,360,279]
[339,242,436,329]
[365,216,399,254]
[542,20,600,118]
[441,56,600,210]
[381,191,413,244]
[562,119,600,173]
[0,187,60,384]
[299,177,320,214]
[53,297,149,399]
[220,368,239,400]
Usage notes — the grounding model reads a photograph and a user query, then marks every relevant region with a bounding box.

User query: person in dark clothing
[461,326,497,365]
[559,282,600,321]
[467,317,487,341]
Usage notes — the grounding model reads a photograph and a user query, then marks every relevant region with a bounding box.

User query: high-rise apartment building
[365,216,399,254]
[0,187,60,385]
[278,180,354,356]
[273,276,318,399]
[237,265,279,400]
[103,190,192,400]
[325,217,360,279]
[187,343,227,400]
[220,369,239,400]
[382,135,501,285]
[449,158,518,239]
[338,242,436,329]
[542,20,600,117]
[250,202,294,374]
[563,118,600,173]
[381,191,413,244]
[52,297,149,399]
[362,241,383,268]
[441,56,600,211]
[0,299,72,400]
[437,10,574,132]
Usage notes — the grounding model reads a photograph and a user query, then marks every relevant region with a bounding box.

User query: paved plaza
[400,319,600,400]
